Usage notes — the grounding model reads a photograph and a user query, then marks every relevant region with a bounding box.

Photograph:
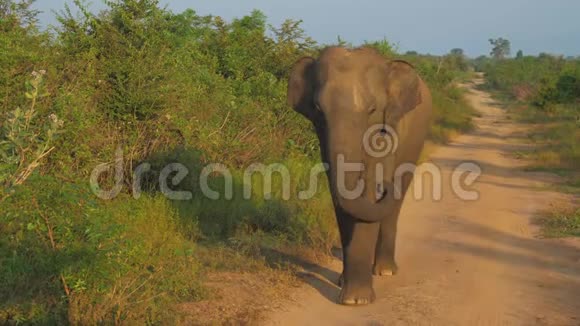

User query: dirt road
[266,78,580,325]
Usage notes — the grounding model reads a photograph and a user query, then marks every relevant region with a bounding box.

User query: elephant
[287,46,432,305]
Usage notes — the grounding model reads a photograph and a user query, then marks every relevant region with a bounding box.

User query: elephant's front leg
[374,172,413,276]
[373,202,402,276]
[337,212,380,305]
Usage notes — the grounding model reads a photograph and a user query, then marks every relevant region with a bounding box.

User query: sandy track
[266,78,580,326]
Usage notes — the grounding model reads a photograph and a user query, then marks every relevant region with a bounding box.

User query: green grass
[561,179,580,195]
[0,176,206,324]
[537,208,580,238]
[428,86,475,143]
[515,105,579,175]
[0,167,334,324]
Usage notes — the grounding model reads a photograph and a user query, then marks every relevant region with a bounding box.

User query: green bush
[429,87,474,143]
[0,0,50,114]
[481,51,580,191]
[1,176,202,324]
[534,64,580,108]
[0,70,62,190]
[483,53,580,105]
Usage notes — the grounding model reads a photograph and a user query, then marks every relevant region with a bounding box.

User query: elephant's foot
[373,260,398,276]
[338,283,376,306]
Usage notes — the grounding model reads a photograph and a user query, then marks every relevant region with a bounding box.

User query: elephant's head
[288,47,423,222]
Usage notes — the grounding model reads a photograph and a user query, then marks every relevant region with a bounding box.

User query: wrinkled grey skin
[287,47,432,305]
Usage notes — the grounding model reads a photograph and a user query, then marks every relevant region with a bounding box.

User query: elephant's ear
[384,60,422,123]
[288,57,317,121]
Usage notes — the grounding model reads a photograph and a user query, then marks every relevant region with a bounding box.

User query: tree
[472,55,490,72]
[270,18,316,70]
[0,0,39,29]
[446,48,468,71]
[365,38,395,57]
[0,0,46,112]
[232,9,266,32]
[489,37,511,59]
[336,35,350,47]
[516,49,524,59]
[450,48,464,56]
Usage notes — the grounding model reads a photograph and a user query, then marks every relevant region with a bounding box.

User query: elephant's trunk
[326,119,398,223]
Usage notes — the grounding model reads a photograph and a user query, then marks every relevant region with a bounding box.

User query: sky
[33,0,580,57]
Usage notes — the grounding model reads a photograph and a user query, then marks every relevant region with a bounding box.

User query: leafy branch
[1,70,63,197]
